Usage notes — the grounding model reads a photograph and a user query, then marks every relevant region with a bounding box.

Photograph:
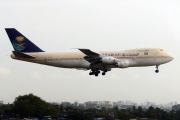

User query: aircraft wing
[78,49,100,56]
[78,49,102,65]
[78,49,122,67]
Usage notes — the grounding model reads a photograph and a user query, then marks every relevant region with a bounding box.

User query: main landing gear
[102,69,107,76]
[155,65,159,73]
[89,70,100,76]
[89,69,107,77]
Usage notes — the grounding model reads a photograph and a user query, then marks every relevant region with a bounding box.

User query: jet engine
[101,57,116,64]
[115,61,129,68]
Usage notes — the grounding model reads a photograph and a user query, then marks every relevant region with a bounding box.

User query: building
[85,101,113,109]
[85,101,98,109]
[74,101,79,106]
[101,101,113,109]
[0,101,3,106]
[61,102,71,107]
[172,104,180,111]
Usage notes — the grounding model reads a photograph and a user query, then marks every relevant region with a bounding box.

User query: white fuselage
[11,48,173,70]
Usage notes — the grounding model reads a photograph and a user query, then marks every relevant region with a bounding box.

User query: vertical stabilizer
[5,28,44,52]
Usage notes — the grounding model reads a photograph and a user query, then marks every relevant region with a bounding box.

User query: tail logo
[13,36,26,51]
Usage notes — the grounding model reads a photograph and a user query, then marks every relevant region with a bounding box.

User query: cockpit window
[160,49,163,51]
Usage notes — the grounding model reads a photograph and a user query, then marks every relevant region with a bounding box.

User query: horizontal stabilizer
[13,51,35,58]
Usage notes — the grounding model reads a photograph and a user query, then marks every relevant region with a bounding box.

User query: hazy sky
[0,0,180,104]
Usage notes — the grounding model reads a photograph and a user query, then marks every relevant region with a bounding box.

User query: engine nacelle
[101,57,116,64]
[115,61,129,68]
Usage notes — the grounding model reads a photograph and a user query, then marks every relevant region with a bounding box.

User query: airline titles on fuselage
[102,53,140,57]
[44,53,141,60]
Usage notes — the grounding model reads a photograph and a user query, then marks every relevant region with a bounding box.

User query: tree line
[0,94,180,120]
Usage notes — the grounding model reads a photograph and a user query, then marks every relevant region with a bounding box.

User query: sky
[0,0,180,105]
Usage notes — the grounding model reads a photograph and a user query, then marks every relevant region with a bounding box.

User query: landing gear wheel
[89,69,107,76]
[155,65,159,73]
[89,72,93,75]
[102,72,106,75]
[95,73,98,77]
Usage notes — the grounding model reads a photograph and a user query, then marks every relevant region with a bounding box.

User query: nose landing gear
[155,65,159,73]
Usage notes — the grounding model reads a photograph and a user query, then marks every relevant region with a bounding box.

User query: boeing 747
[5,28,174,76]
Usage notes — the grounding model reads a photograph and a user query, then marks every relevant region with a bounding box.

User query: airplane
[5,28,174,77]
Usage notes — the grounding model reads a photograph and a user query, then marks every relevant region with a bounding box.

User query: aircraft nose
[170,55,174,61]
[168,54,174,61]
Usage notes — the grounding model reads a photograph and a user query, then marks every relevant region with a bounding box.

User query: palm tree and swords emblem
[13,36,26,51]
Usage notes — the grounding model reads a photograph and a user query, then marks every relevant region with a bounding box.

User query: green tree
[0,104,14,117]
[137,106,145,118]
[13,93,59,118]
[113,106,119,119]
[146,106,156,118]
[118,109,133,120]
